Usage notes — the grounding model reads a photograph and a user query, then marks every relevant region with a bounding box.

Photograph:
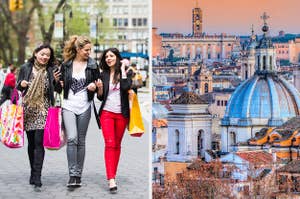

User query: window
[198,130,204,156]
[204,83,209,93]
[113,18,117,26]
[217,100,220,106]
[225,100,228,106]
[143,18,147,26]
[230,132,236,145]
[175,130,180,154]
[138,18,142,26]
[270,56,272,70]
[124,18,128,26]
[132,18,137,26]
[263,56,266,70]
[118,18,122,27]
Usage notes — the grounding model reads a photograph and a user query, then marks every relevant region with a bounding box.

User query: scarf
[23,60,47,109]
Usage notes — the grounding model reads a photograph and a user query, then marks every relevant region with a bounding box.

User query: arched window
[257,55,260,70]
[152,127,157,145]
[204,83,209,93]
[263,56,266,70]
[175,130,180,154]
[198,130,204,156]
[269,56,272,70]
[195,83,198,89]
[230,132,236,145]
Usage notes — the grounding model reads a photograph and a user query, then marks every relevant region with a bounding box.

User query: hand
[87,82,97,91]
[21,80,30,88]
[53,70,61,82]
[95,79,103,89]
[120,59,129,72]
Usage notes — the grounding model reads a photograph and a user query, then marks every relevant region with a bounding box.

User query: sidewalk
[0,90,150,199]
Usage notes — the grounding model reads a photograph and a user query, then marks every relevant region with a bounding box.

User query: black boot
[29,175,34,185]
[67,176,76,187]
[75,177,82,187]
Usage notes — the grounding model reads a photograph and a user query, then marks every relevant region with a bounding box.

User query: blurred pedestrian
[0,66,17,106]
[17,43,60,191]
[127,63,142,94]
[55,35,100,188]
[0,63,6,93]
[95,48,132,194]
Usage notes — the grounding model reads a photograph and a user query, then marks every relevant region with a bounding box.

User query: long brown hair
[99,48,122,84]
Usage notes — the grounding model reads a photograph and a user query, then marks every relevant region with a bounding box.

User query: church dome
[222,74,300,127]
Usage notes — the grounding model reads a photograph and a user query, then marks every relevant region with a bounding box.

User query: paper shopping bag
[43,106,66,150]
[128,90,145,137]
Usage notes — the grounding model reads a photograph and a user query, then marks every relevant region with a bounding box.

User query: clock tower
[192,1,203,36]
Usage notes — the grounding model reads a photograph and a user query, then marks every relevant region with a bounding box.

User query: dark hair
[99,48,122,84]
[10,66,17,73]
[27,43,55,68]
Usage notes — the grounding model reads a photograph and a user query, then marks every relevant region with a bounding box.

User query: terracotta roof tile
[236,151,275,165]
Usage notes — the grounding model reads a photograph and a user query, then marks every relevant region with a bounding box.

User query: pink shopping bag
[0,102,24,148]
[43,107,66,150]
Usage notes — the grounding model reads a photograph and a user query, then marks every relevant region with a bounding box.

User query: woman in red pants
[95,48,132,194]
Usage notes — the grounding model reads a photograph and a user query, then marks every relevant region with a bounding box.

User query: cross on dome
[261,12,270,25]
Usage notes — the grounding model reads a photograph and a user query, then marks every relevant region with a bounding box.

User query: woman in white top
[56,35,100,188]
[96,48,132,193]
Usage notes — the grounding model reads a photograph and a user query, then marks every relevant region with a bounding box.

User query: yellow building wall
[164,162,189,182]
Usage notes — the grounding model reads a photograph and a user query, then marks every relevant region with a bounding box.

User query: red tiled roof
[236,151,275,165]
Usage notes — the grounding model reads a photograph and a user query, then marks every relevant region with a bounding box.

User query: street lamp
[94,15,103,64]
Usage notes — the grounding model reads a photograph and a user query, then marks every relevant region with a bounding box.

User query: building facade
[167,92,212,162]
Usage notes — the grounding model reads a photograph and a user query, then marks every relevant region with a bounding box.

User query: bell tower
[192,0,203,36]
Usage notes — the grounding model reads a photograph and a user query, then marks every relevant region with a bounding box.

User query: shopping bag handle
[10,88,21,105]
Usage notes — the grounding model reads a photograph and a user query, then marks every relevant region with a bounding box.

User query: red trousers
[99,110,128,180]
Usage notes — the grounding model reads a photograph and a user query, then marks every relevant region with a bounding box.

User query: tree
[0,10,14,64]
[153,159,235,199]
[35,0,66,44]
[0,1,38,65]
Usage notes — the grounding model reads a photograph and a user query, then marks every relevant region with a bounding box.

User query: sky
[153,0,300,36]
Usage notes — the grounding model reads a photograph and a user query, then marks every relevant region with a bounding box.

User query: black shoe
[67,177,76,187]
[109,186,117,194]
[33,176,42,187]
[34,184,42,192]
[109,179,117,194]
[75,177,82,187]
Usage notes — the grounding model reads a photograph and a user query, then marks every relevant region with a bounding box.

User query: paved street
[0,87,150,199]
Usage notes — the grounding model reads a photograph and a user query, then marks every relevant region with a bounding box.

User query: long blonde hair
[63,35,91,62]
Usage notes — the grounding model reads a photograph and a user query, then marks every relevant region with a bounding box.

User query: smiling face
[76,43,91,61]
[35,48,51,65]
[105,50,117,69]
